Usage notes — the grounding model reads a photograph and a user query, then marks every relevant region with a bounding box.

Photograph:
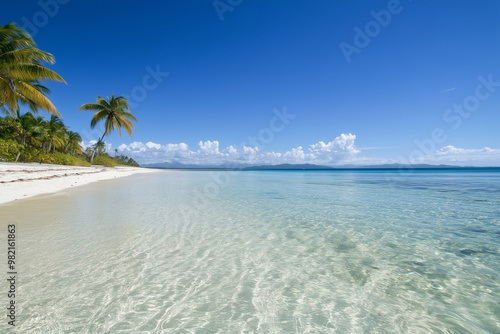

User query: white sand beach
[0,162,160,205]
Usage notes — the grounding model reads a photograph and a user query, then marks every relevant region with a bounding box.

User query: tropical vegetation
[79,95,137,163]
[0,22,140,168]
[0,22,66,116]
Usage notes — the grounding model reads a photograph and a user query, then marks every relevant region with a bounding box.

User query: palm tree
[0,108,39,161]
[93,139,107,157]
[0,22,66,117]
[30,115,49,149]
[63,130,83,155]
[44,115,66,153]
[11,108,35,161]
[79,95,137,163]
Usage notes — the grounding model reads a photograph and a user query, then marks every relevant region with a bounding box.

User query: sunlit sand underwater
[1,170,499,333]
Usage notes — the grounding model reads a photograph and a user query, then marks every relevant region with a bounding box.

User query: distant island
[143,162,500,170]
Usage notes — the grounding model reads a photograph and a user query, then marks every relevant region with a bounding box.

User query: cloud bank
[82,134,500,167]
[408,145,500,166]
[114,133,360,166]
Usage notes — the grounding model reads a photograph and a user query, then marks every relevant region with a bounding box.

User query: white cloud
[439,87,456,93]
[308,133,359,163]
[81,140,97,150]
[436,145,495,155]
[424,145,500,165]
[145,141,161,150]
[81,140,111,152]
[397,145,500,166]
[198,140,221,155]
[109,133,361,165]
[82,136,500,167]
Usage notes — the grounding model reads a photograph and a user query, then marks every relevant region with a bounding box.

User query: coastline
[0,162,161,205]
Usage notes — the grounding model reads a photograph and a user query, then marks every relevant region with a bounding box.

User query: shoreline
[0,162,161,205]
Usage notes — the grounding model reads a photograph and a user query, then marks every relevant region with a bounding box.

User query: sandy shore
[0,162,161,205]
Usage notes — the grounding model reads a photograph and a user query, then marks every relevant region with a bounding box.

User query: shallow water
[1,170,499,333]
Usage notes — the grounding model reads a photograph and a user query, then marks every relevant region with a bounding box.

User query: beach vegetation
[79,95,137,163]
[0,139,22,161]
[0,22,66,117]
[115,155,139,167]
[92,156,117,167]
[0,112,90,165]
[82,142,139,167]
[0,23,141,168]
[19,147,90,166]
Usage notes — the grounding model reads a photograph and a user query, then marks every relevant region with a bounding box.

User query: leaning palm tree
[0,22,66,117]
[79,95,137,163]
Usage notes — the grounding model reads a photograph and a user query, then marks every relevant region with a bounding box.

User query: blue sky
[3,0,500,165]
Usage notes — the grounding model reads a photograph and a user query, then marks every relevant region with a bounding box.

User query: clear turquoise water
[1,169,499,333]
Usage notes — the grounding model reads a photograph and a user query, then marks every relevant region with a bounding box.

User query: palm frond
[79,103,103,112]
[14,81,61,116]
[80,94,137,139]
[6,63,66,83]
[0,22,64,116]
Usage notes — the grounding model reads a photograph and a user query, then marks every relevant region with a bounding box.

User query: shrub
[50,152,91,166]
[0,139,23,161]
[19,148,90,166]
[115,155,140,167]
[18,147,44,162]
[92,156,117,167]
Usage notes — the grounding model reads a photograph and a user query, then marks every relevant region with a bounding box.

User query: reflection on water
[0,170,499,333]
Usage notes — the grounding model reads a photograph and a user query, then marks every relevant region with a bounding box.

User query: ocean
[1,169,499,333]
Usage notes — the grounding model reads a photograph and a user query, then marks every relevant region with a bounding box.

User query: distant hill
[243,163,467,170]
[144,161,211,169]
[337,163,460,169]
[244,163,333,169]
[142,161,247,169]
[141,161,495,170]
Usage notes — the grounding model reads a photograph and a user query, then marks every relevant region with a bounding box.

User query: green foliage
[92,156,117,167]
[115,155,140,167]
[1,107,84,165]
[52,153,90,166]
[1,23,141,168]
[0,22,66,116]
[93,140,107,157]
[63,131,82,155]
[0,139,22,161]
[79,95,137,138]
[0,117,21,141]
[19,147,90,166]
[17,147,42,162]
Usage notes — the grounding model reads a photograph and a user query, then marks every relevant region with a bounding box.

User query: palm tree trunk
[90,133,106,164]
[14,131,26,163]
[14,107,24,163]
